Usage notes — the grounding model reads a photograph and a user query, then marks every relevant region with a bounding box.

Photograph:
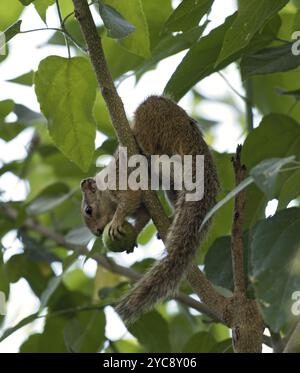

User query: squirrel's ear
[80,178,97,193]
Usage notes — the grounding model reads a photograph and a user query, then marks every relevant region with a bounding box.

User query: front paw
[109,221,126,241]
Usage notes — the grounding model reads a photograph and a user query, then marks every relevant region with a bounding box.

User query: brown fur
[81,96,219,324]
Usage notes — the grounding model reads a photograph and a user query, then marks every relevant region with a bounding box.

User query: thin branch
[20,27,62,33]
[269,330,283,353]
[71,0,229,321]
[0,202,220,321]
[244,79,254,132]
[262,335,272,349]
[218,72,251,105]
[231,145,247,294]
[20,28,87,53]
[56,0,71,58]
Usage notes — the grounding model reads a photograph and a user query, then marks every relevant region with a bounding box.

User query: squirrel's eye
[85,206,93,216]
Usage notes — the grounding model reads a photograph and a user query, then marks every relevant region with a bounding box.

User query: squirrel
[81,95,219,324]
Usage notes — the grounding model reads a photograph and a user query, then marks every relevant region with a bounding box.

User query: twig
[0,202,219,321]
[218,72,251,105]
[20,28,87,53]
[56,0,71,58]
[71,0,229,322]
[269,330,283,353]
[244,79,254,132]
[229,145,264,352]
[231,144,247,294]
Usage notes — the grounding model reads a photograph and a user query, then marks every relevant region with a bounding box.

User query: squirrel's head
[80,178,114,237]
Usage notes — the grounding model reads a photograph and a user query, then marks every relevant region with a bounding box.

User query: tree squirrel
[81,95,219,324]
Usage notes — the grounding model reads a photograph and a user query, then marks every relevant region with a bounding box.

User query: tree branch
[231,144,247,294]
[229,145,264,353]
[71,0,229,322]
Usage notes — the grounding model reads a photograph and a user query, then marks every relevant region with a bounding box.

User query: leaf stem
[20,27,87,54]
[218,71,251,105]
[56,0,71,58]
[244,78,254,132]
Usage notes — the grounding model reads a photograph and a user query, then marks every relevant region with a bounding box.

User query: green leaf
[241,43,300,79]
[199,151,235,258]
[169,314,194,352]
[20,334,42,352]
[249,11,300,122]
[64,310,106,352]
[65,224,94,246]
[278,169,300,209]
[200,176,253,231]
[250,156,296,199]
[0,253,9,299]
[93,92,115,137]
[102,33,143,79]
[210,338,233,353]
[138,223,156,245]
[34,0,55,23]
[242,114,300,227]
[141,0,172,49]
[63,269,93,296]
[7,70,34,86]
[5,253,53,296]
[251,207,300,332]
[0,1,23,31]
[2,20,22,47]
[107,339,143,353]
[163,0,213,33]
[0,313,39,343]
[40,275,64,310]
[165,13,281,101]
[26,182,73,215]
[0,99,14,119]
[205,235,249,292]
[201,153,298,232]
[216,0,288,65]
[98,0,136,39]
[0,122,26,141]
[103,0,150,58]
[34,56,97,171]
[19,0,34,5]
[14,104,43,123]
[137,25,207,77]
[164,13,237,101]
[129,311,171,352]
[183,331,216,352]
[20,232,60,263]
[39,316,69,352]
[242,115,300,168]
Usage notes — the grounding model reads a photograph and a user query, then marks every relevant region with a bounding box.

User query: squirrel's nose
[97,228,103,236]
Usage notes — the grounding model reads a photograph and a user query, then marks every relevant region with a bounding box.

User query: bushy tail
[115,186,216,325]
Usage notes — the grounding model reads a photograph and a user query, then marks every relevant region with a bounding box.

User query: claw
[117,227,125,236]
